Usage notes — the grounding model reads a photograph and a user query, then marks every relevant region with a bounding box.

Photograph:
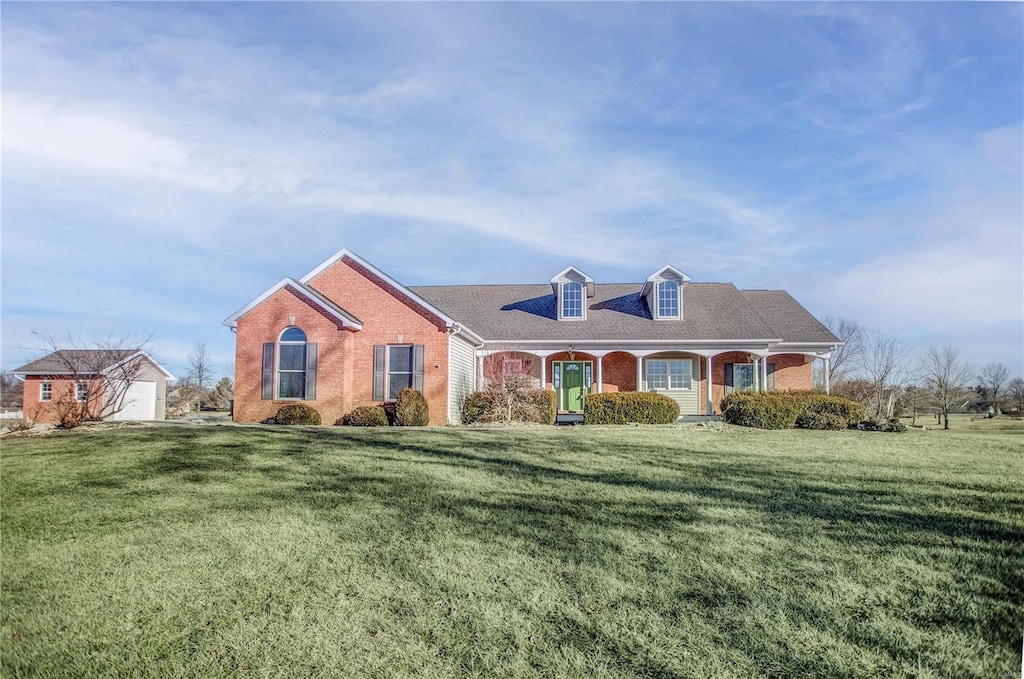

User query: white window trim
[40,381,52,402]
[645,358,693,390]
[656,280,680,320]
[276,327,308,401]
[75,380,88,402]
[385,344,415,402]
[560,281,585,320]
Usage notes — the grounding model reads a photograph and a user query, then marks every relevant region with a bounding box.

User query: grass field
[2,424,1022,678]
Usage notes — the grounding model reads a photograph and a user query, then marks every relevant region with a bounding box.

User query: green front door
[562,362,586,411]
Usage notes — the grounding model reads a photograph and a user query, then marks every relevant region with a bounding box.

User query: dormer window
[562,282,583,318]
[642,265,691,320]
[550,266,594,321]
[657,281,679,318]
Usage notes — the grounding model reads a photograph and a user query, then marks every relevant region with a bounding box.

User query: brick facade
[22,375,105,424]
[233,258,451,426]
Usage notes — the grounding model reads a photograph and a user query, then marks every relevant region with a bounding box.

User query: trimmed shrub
[395,388,429,426]
[799,394,864,428]
[342,405,388,427]
[584,392,680,425]
[795,411,847,431]
[722,391,864,430]
[720,392,803,429]
[531,389,557,425]
[274,403,321,425]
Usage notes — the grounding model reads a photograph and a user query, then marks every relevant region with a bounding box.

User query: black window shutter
[305,343,318,400]
[413,345,425,392]
[767,362,776,391]
[262,343,274,400]
[724,363,734,394]
[373,345,385,401]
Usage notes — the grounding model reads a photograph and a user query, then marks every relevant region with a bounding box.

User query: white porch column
[824,356,831,394]
[636,356,644,391]
[477,355,485,390]
[762,356,769,392]
[540,355,547,390]
[596,356,603,393]
[705,355,713,415]
[752,357,760,392]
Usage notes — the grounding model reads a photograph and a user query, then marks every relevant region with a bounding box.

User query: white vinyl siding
[644,355,698,416]
[448,334,477,424]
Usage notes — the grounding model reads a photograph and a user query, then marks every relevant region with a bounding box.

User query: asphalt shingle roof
[409,283,838,343]
[13,350,142,375]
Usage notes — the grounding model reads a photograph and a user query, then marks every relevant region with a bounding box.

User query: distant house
[224,249,840,425]
[14,350,174,423]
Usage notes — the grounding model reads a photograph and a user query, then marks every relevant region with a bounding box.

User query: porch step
[555,412,585,425]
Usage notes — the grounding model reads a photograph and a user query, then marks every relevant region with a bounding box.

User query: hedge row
[462,389,556,425]
[272,390,430,428]
[583,392,680,425]
[720,391,865,430]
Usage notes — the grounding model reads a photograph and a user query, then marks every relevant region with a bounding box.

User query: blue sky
[2,2,1022,380]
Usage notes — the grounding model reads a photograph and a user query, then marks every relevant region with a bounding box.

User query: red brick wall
[708,351,814,413]
[234,258,451,426]
[22,375,104,424]
[600,352,637,393]
[770,353,813,392]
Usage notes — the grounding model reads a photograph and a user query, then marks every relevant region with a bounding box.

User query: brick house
[14,350,174,423]
[224,249,840,425]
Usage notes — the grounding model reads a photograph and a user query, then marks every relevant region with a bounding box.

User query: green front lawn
[2,425,1022,678]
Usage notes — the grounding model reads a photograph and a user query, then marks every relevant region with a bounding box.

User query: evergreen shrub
[584,392,680,425]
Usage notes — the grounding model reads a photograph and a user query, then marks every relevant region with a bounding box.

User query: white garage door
[111,381,157,421]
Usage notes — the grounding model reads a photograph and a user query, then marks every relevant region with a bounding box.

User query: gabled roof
[411,283,790,342]
[741,290,840,344]
[299,248,462,329]
[222,277,363,330]
[640,265,692,296]
[14,350,175,379]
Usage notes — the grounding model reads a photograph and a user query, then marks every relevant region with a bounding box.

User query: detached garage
[14,350,174,423]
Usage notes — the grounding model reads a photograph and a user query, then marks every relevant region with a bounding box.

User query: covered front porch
[476,343,834,417]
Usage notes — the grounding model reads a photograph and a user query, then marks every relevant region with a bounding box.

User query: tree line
[822,316,1023,430]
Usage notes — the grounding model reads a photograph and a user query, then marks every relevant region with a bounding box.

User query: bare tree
[0,371,23,408]
[919,345,974,430]
[29,330,155,425]
[186,342,214,391]
[823,315,865,384]
[857,329,912,418]
[977,363,1010,413]
[1008,377,1024,415]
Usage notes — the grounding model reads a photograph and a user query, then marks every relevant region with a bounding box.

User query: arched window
[657,280,679,318]
[277,327,308,399]
[561,281,583,319]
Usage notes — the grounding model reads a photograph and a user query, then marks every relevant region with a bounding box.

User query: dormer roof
[640,265,691,296]
[549,266,595,297]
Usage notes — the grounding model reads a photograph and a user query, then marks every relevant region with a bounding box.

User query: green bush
[722,391,864,430]
[720,392,803,429]
[584,392,680,425]
[341,405,388,427]
[799,393,865,428]
[461,389,556,425]
[532,389,557,425]
[795,411,847,430]
[273,403,321,425]
[395,388,429,426]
